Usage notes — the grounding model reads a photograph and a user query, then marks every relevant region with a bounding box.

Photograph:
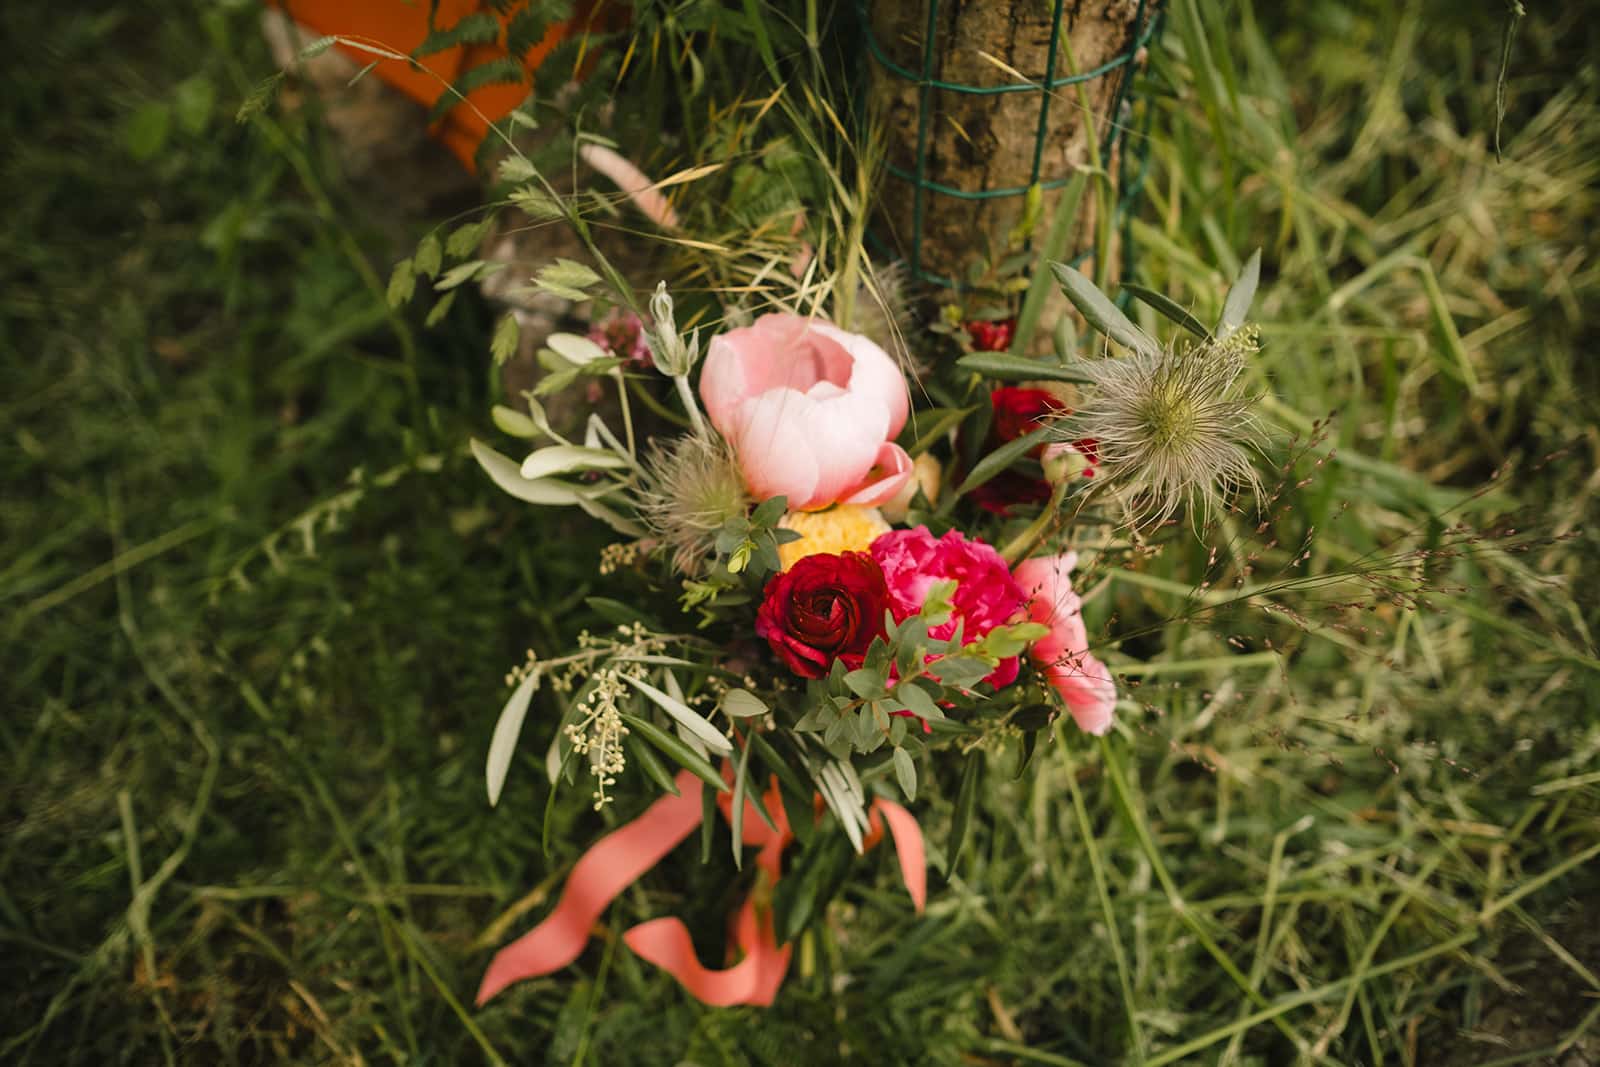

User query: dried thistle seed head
[634,431,749,574]
[1065,327,1264,525]
[852,260,919,370]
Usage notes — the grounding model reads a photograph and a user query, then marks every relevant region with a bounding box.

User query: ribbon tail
[872,798,927,914]
[476,771,704,1005]
[625,895,793,1007]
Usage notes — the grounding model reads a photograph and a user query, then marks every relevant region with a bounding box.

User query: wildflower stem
[612,370,637,458]
[999,482,1069,565]
[1062,738,1146,1064]
[1100,735,1326,1062]
[673,373,708,438]
[625,376,693,430]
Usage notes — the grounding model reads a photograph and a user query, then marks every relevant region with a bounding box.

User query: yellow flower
[777,505,892,571]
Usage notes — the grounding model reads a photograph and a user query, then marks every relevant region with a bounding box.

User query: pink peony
[698,314,912,511]
[870,527,1027,688]
[1013,553,1116,735]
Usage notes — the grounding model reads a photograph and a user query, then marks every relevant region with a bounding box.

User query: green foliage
[3,2,1598,1066]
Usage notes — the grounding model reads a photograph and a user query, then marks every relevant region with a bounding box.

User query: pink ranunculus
[699,314,912,512]
[1013,553,1116,735]
[871,527,1027,688]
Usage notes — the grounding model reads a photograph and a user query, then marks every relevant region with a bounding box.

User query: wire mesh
[858,0,1164,288]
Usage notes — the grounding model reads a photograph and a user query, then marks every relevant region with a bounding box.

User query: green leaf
[498,155,538,183]
[1217,248,1262,340]
[899,405,977,457]
[490,312,521,366]
[584,597,662,630]
[424,290,457,328]
[486,669,539,806]
[749,733,811,800]
[491,404,539,438]
[895,683,944,722]
[620,713,727,792]
[446,217,496,259]
[435,260,487,291]
[534,260,602,302]
[730,739,753,870]
[1012,171,1089,355]
[749,495,788,528]
[956,351,1093,384]
[531,366,580,397]
[1051,262,1159,356]
[844,668,884,700]
[124,102,170,161]
[720,689,768,719]
[511,185,565,221]
[928,655,991,690]
[517,444,629,481]
[173,75,215,135]
[470,438,587,506]
[948,750,983,869]
[414,12,501,58]
[955,426,1053,496]
[1014,728,1040,779]
[1122,283,1211,338]
[891,747,917,801]
[700,779,717,863]
[546,331,608,365]
[625,732,680,796]
[620,675,733,756]
[386,258,415,308]
[413,234,443,279]
[776,835,850,941]
[506,7,556,59]
[437,57,525,113]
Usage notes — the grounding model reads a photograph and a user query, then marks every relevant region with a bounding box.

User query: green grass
[3,1,1598,1065]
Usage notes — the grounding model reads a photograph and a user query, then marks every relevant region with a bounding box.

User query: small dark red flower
[755,552,891,678]
[970,387,1067,515]
[964,318,1016,353]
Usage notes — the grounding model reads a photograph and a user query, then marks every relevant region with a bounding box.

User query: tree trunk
[867,0,1148,286]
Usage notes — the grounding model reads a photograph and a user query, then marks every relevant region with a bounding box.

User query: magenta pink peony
[1013,552,1116,735]
[870,527,1027,688]
[698,314,912,511]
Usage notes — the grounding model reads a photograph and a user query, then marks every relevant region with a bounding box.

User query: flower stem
[999,481,1068,565]
[674,374,708,439]
[1062,735,1146,1064]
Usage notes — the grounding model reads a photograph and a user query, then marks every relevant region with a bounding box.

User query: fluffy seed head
[1064,327,1263,525]
[634,431,749,574]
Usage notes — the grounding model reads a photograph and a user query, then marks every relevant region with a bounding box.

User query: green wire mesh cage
[858,0,1164,289]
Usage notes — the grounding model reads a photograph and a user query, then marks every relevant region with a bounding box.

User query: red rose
[965,318,1016,352]
[970,387,1067,515]
[755,552,891,678]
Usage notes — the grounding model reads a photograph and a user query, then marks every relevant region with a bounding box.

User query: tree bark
[867,0,1148,286]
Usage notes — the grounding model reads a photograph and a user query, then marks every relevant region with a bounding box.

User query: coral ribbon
[476,767,925,1007]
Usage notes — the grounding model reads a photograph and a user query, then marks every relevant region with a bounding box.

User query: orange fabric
[476,766,927,1007]
[272,0,597,169]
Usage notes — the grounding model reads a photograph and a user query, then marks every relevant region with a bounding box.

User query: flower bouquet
[467,234,1267,1006]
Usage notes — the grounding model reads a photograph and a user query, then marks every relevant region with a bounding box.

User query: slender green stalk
[1063,740,1146,1064]
[1099,736,1328,1062]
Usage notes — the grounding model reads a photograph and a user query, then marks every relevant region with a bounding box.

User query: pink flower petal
[837,443,914,508]
[727,389,822,506]
[1014,552,1116,735]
